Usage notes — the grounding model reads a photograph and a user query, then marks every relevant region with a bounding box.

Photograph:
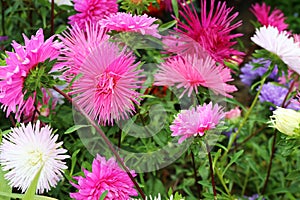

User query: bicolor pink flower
[99,12,161,38]
[170,102,225,143]
[71,41,143,125]
[250,3,288,32]
[68,0,118,30]
[154,54,237,98]
[59,23,109,81]
[167,0,243,63]
[0,29,63,121]
[70,154,138,200]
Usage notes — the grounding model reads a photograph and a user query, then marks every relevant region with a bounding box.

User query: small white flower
[269,107,300,136]
[0,121,70,193]
[49,0,72,6]
[251,26,300,75]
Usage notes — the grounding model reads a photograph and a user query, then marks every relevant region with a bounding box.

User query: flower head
[269,107,300,136]
[225,107,241,120]
[251,26,300,75]
[169,0,243,63]
[68,0,118,30]
[250,3,288,32]
[170,102,225,143]
[60,23,109,81]
[0,29,63,121]
[99,12,161,38]
[0,121,69,193]
[154,54,237,98]
[70,154,138,200]
[71,41,143,125]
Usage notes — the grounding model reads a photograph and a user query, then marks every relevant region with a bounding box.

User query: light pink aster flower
[167,0,243,63]
[68,0,118,30]
[0,121,69,193]
[154,54,237,98]
[59,23,109,81]
[250,3,288,32]
[70,154,138,200]
[170,102,225,143]
[0,29,63,121]
[71,41,143,125]
[225,107,241,120]
[251,26,300,75]
[99,12,161,38]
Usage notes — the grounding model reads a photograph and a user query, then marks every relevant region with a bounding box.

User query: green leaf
[64,125,91,134]
[172,0,179,18]
[0,192,57,200]
[23,166,43,200]
[0,168,11,200]
[70,149,81,176]
[99,190,108,200]
[158,20,177,32]
[222,150,244,177]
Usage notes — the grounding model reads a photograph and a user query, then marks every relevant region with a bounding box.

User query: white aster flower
[251,26,300,75]
[269,107,300,136]
[49,0,72,6]
[0,121,70,193]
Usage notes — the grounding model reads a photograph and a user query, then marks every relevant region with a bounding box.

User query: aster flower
[170,102,224,143]
[0,121,69,193]
[50,0,72,6]
[68,0,118,30]
[70,154,138,199]
[59,22,109,81]
[99,12,161,38]
[0,29,63,121]
[225,107,241,120]
[251,26,300,75]
[154,54,237,98]
[167,0,243,63]
[71,41,142,125]
[250,3,288,31]
[240,58,278,86]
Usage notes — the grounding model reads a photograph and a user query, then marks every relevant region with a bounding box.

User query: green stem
[215,167,231,197]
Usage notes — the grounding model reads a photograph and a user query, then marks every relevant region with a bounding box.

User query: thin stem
[117,127,122,148]
[53,86,146,199]
[1,0,5,35]
[9,114,16,127]
[191,151,201,198]
[215,167,231,196]
[50,0,55,35]
[206,140,217,199]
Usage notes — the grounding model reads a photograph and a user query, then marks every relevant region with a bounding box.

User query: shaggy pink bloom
[0,29,62,121]
[59,23,109,81]
[168,0,243,63]
[225,107,241,120]
[250,3,288,32]
[99,12,161,38]
[68,0,118,30]
[170,102,225,143]
[154,54,237,98]
[71,41,143,125]
[70,154,138,199]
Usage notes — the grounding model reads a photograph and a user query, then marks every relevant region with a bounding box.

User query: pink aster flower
[154,54,237,98]
[71,41,143,125]
[59,23,109,81]
[70,154,138,200]
[170,102,225,143]
[68,0,118,30]
[167,0,243,63]
[250,2,288,32]
[99,12,161,38]
[225,107,241,120]
[0,29,63,121]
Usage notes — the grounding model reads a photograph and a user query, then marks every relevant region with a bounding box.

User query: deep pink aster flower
[68,0,118,30]
[60,23,109,81]
[99,12,161,38]
[71,41,143,125]
[0,29,62,121]
[70,154,138,200]
[170,102,225,143]
[154,54,237,98]
[167,0,243,63]
[250,3,288,32]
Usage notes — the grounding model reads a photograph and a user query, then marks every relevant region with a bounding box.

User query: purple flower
[0,36,8,42]
[243,194,265,200]
[240,58,278,86]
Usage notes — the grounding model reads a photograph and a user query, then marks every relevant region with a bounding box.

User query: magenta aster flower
[71,41,143,125]
[68,0,118,30]
[0,29,63,121]
[70,154,138,200]
[60,23,109,81]
[99,12,161,38]
[170,102,225,143]
[250,3,288,32]
[154,54,237,98]
[168,0,243,63]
